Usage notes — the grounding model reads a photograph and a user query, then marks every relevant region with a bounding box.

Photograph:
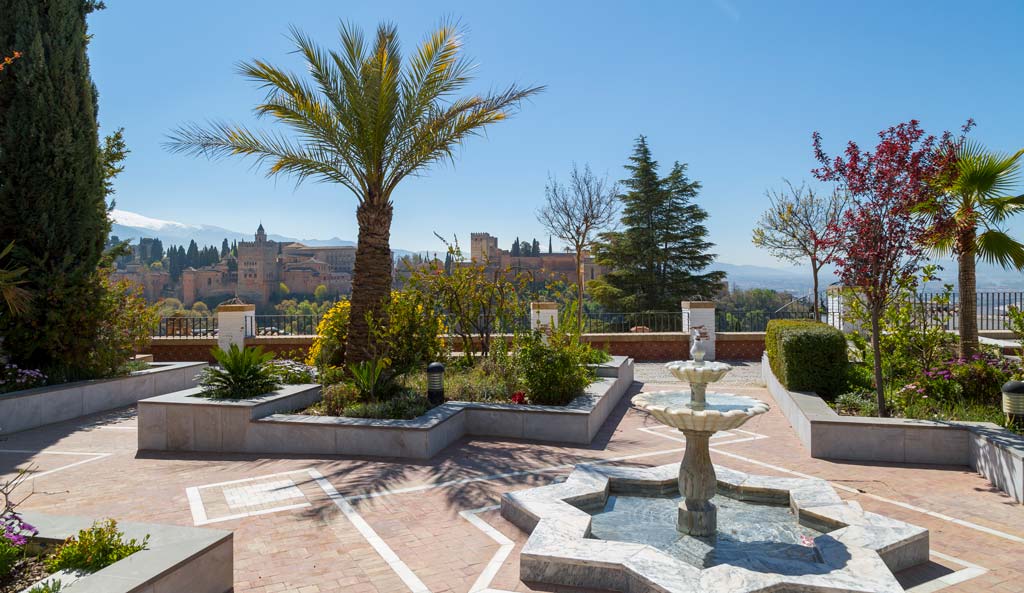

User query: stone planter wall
[138,357,634,460]
[762,352,1024,504]
[0,362,206,436]
[21,511,232,593]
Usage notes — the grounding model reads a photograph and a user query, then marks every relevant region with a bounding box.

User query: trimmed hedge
[765,320,848,398]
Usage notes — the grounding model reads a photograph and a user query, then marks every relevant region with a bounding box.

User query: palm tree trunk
[347,199,394,365]
[958,228,978,358]
[870,310,887,418]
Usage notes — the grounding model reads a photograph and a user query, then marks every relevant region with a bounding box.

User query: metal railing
[714,308,818,332]
[913,291,1024,331]
[246,315,320,336]
[582,311,683,333]
[154,316,218,338]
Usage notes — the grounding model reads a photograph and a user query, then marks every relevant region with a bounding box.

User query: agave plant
[198,345,280,399]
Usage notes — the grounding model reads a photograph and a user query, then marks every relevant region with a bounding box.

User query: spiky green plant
[167,20,543,365]
[198,345,279,399]
[0,242,30,317]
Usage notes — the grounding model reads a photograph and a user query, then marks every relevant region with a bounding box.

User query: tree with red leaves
[813,121,944,417]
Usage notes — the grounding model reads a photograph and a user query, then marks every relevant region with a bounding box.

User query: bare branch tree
[751,180,846,316]
[538,163,619,332]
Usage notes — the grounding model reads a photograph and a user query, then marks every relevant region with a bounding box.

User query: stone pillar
[681,300,716,361]
[216,303,255,352]
[530,302,558,333]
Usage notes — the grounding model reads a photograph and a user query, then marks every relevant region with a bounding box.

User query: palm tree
[168,21,542,362]
[0,241,30,317]
[924,141,1024,357]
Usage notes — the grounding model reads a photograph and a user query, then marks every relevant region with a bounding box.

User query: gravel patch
[633,360,764,387]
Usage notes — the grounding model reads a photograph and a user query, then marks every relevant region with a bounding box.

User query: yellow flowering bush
[370,290,446,374]
[306,300,350,368]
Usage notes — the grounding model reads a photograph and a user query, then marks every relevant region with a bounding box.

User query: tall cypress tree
[0,1,110,379]
[592,136,724,311]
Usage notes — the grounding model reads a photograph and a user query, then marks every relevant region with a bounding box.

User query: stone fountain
[633,329,769,536]
[500,329,931,593]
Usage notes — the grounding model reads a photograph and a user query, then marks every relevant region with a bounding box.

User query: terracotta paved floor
[2,369,1021,593]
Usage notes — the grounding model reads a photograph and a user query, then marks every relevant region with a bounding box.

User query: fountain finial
[690,327,705,365]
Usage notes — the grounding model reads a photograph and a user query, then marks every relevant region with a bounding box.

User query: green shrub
[514,330,596,406]
[45,519,147,573]
[834,390,878,416]
[27,580,63,593]
[369,290,447,375]
[347,359,393,401]
[267,359,317,384]
[316,382,361,416]
[0,535,19,576]
[766,320,848,398]
[341,393,432,420]
[197,345,280,399]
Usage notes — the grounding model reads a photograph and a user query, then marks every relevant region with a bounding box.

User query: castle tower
[470,232,499,262]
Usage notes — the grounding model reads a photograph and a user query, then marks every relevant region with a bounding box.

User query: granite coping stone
[502,462,928,593]
[762,352,1024,503]
[0,362,204,401]
[19,511,232,593]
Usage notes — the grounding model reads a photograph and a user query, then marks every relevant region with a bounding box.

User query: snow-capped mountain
[110,209,356,249]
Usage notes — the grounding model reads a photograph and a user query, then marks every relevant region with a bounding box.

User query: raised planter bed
[17,512,232,593]
[0,362,207,436]
[138,356,634,459]
[762,352,1024,504]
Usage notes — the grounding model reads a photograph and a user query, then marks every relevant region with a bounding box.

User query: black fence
[154,316,218,338]
[897,291,1023,331]
[582,311,683,333]
[247,315,320,336]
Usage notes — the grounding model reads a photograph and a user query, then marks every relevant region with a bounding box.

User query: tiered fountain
[632,329,769,536]
[500,328,929,593]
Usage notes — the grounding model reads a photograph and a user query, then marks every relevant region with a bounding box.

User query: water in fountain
[588,493,823,570]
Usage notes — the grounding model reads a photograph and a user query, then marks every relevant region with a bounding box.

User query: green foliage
[0,535,19,576]
[834,389,878,417]
[591,136,724,311]
[0,241,30,316]
[766,320,848,398]
[275,298,335,318]
[314,382,362,416]
[514,330,597,406]
[845,267,958,382]
[347,359,392,401]
[267,359,316,384]
[339,393,432,420]
[27,580,63,593]
[88,276,159,378]
[45,519,147,573]
[401,354,520,403]
[198,345,280,399]
[369,290,446,375]
[1007,305,1024,354]
[406,243,528,360]
[0,1,111,381]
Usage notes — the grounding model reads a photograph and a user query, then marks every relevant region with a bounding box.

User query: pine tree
[511,237,521,257]
[221,238,229,258]
[0,0,110,379]
[592,136,724,311]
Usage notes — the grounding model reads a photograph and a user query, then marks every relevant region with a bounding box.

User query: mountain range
[111,210,1024,291]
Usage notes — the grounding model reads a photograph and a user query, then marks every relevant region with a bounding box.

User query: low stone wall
[762,352,1024,504]
[145,333,768,362]
[138,357,635,459]
[0,362,206,436]
[22,511,232,593]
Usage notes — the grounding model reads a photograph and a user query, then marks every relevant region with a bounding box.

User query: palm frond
[953,142,1024,206]
[976,229,1024,270]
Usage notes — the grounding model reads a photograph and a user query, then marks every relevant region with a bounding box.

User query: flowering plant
[510,391,526,404]
[0,363,46,394]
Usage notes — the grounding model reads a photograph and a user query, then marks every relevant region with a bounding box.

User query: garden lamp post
[427,362,445,406]
[1001,380,1024,425]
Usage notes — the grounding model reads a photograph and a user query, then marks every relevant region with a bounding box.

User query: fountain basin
[501,463,928,593]
[633,390,770,433]
[666,360,733,385]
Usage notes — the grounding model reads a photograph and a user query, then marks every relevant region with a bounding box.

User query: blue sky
[89,0,1024,267]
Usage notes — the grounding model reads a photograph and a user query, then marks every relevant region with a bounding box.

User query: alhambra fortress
[111,227,605,307]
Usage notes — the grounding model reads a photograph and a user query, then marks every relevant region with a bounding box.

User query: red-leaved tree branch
[812,120,945,417]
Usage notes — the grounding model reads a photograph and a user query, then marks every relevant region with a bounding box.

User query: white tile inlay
[223,478,305,510]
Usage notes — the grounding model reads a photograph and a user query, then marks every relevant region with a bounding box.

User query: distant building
[173,224,355,306]
[467,232,608,286]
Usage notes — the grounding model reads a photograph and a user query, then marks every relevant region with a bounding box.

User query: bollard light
[427,362,445,406]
